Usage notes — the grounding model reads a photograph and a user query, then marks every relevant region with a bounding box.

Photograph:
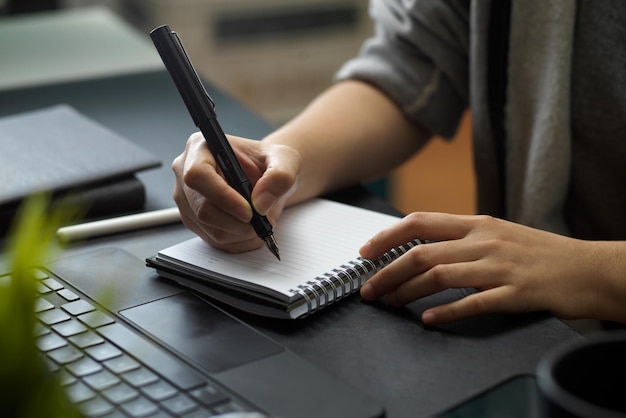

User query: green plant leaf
[1,194,82,418]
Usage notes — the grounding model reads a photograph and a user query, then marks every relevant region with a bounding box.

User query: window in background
[117,0,373,126]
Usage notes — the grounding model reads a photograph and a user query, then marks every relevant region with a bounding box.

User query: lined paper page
[157,199,401,301]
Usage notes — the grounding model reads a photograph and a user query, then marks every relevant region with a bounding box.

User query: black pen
[150,25,280,260]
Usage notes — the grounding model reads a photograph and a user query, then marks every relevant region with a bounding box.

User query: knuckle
[473,214,500,231]
[404,211,429,225]
[264,170,292,196]
[475,215,505,237]
[430,264,453,288]
[405,245,430,267]
[181,163,204,188]
[464,293,491,315]
[373,267,392,288]
[171,153,184,173]
[266,147,300,188]
[188,131,204,144]
[368,269,393,296]
[272,167,296,188]
[480,237,503,254]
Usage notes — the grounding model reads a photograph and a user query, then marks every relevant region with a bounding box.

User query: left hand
[359,212,607,325]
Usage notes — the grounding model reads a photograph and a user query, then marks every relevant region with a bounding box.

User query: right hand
[172,132,301,253]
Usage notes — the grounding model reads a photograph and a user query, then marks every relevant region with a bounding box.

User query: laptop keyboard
[30,268,264,418]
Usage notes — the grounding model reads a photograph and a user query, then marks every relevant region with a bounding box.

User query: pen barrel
[199,119,274,239]
[150,25,275,244]
[199,119,248,193]
[150,25,216,126]
[241,183,275,239]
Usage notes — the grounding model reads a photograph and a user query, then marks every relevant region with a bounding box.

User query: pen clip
[171,30,215,111]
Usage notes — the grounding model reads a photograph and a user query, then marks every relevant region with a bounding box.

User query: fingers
[172,164,262,252]
[251,143,301,215]
[358,212,540,325]
[172,132,300,252]
[360,214,496,301]
[360,242,490,304]
[175,133,252,222]
[360,212,481,259]
[363,256,528,326]
[421,286,519,326]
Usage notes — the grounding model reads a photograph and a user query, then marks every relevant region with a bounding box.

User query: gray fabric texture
[505,0,576,235]
[567,0,626,240]
[335,0,471,139]
[336,0,626,240]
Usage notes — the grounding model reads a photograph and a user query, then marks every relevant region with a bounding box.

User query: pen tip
[265,235,280,261]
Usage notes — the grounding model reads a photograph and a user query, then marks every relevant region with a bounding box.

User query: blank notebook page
[157,199,401,301]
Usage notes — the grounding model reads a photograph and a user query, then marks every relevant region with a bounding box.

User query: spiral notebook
[146,198,421,319]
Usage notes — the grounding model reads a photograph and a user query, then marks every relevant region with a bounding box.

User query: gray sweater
[336,0,626,240]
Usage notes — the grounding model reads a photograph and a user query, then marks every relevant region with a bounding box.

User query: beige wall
[390,111,476,216]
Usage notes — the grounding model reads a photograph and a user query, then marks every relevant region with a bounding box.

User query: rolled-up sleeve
[335,0,470,139]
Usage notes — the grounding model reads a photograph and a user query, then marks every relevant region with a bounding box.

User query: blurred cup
[536,331,626,418]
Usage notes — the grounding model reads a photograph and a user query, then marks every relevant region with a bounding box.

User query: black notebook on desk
[0,105,161,228]
[147,198,421,319]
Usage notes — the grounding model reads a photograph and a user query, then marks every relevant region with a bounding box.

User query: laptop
[31,247,385,418]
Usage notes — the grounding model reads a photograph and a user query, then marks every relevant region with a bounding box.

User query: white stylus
[56,207,181,242]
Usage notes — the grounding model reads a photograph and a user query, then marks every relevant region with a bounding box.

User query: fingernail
[359,240,373,258]
[422,311,436,325]
[253,191,276,216]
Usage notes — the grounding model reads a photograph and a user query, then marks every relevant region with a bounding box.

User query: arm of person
[359,212,626,325]
[172,79,431,253]
[259,79,431,207]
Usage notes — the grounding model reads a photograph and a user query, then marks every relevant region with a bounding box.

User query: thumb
[251,144,301,215]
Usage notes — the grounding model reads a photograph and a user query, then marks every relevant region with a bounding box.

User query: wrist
[583,241,626,323]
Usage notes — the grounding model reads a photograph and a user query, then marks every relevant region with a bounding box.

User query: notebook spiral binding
[293,239,422,317]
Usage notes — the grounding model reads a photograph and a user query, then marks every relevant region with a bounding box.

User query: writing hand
[172,132,300,253]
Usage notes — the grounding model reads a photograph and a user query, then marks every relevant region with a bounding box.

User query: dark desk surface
[0,70,582,418]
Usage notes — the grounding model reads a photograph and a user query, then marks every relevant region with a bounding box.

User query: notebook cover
[0,104,161,206]
[0,175,146,235]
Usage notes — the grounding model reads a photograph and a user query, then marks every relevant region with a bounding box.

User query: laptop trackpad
[120,293,283,373]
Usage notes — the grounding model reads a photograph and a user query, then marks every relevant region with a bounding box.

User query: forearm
[263,79,431,204]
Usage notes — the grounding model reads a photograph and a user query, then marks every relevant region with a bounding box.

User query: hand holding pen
[151,25,294,259]
[171,132,299,256]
